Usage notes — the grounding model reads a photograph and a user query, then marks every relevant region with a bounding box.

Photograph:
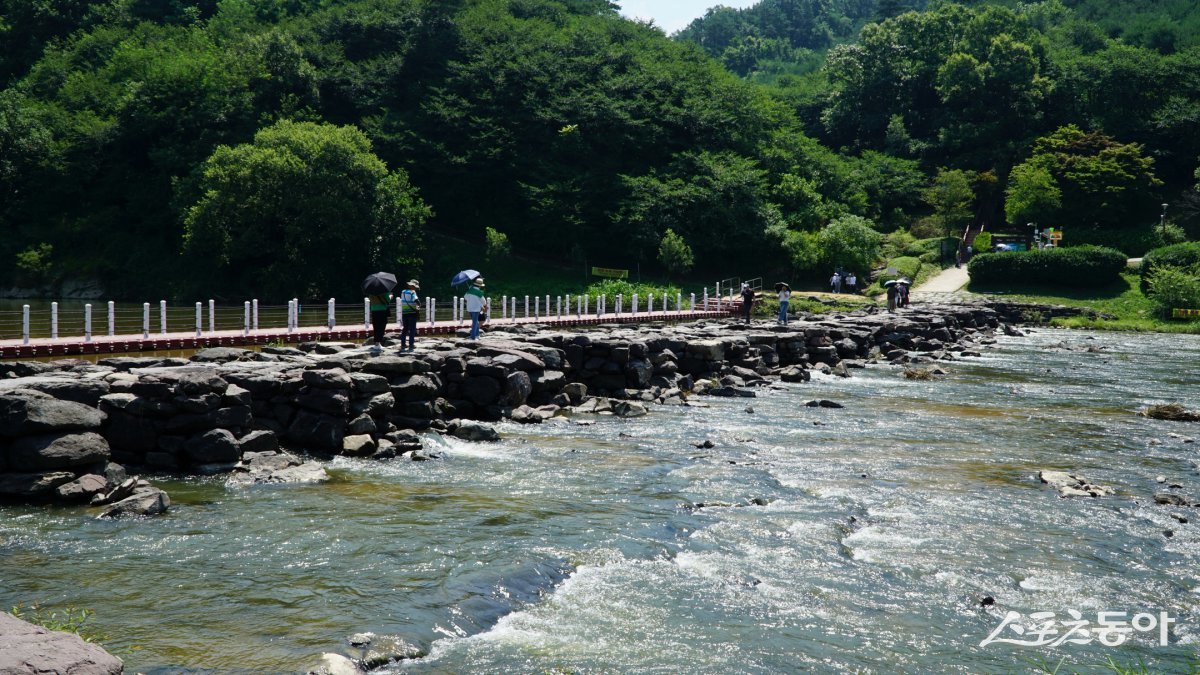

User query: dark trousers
[400,312,417,348]
[742,302,752,322]
[370,310,389,344]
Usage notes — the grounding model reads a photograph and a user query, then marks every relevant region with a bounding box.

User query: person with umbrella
[898,278,911,308]
[398,279,421,352]
[363,271,398,349]
[464,277,489,340]
[775,282,791,325]
[884,279,900,313]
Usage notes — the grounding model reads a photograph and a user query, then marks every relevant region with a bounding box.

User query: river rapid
[2,328,1199,673]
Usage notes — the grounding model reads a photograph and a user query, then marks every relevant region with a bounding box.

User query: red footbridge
[1,291,748,359]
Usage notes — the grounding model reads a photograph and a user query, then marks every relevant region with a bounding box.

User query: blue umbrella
[451,269,480,286]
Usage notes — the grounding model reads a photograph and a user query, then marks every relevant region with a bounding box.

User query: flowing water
[2,329,1200,673]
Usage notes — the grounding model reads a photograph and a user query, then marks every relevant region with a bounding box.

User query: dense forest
[1,0,1198,300]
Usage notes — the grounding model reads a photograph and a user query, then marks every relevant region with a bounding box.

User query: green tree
[657,228,695,278]
[484,226,512,262]
[816,214,882,274]
[923,168,975,238]
[181,120,431,300]
[1004,161,1061,226]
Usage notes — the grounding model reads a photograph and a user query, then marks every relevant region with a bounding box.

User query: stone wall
[1,303,1007,509]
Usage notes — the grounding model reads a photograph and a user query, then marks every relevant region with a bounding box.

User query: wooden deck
[0,307,739,359]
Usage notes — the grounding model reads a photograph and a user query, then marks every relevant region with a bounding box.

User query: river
[2,328,1198,673]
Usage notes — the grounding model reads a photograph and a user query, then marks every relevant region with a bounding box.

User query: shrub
[584,280,682,306]
[1140,242,1200,293]
[484,227,512,262]
[973,232,992,252]
[967,246,1127,287]
[1145,264,1200,318]
[878,256,922,283]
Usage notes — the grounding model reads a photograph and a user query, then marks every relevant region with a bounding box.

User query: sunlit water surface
[2,329,1199,673]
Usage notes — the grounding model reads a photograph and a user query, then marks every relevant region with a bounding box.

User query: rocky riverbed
[0,301,1049,517]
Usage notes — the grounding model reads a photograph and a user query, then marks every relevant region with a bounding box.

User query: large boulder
[287,411,345,450]
[449,420,500,442]
[361,357,429,376]
[390,375,439,403]
[302,368,353,390]
[98,486,170,518]
[502,371,532,407]
[55,474,110,502]
[462,376,502,406]
[0,391,104,437]
[0,611,123,675]
[7,432,111,471]
[183,429,241,465]
[0,376,111,407]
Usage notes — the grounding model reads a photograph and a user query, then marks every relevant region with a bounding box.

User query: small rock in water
[980,596,996,607]
[691,439,715,449]
[1038,470,1114,498]
[349,633,373,647]
[1170,513,1189,524]
[1164,529,1175,538]
[1149,439,1163,446]
[1157,476,1167,483]
[1154,493,1189,506]
[744,405,755,414]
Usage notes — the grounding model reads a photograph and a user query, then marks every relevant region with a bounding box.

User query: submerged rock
[1038,470,1115,498]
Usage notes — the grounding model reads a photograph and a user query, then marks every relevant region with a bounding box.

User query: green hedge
[879,256,923,282]
[1140,242,1200,293]
[967,246,1127,287]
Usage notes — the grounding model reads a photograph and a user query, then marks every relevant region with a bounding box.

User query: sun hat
[473,277,485,286]
[407,279,420,289]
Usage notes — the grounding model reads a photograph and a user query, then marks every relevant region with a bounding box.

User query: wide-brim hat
[407,279,420,289]
[473,277,486,286]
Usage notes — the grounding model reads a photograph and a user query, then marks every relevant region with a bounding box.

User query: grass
[968,272,1200,334]
[11,603,103,643]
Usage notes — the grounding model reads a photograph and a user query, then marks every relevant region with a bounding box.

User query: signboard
[591,267,629,279]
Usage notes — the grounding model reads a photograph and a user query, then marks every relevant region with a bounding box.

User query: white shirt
[778,290,791,302]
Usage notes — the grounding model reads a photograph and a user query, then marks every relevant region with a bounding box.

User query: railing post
[702,289,708,311]
[195,302,202,337]
[51,302,58,340]
[716,282,721,310]
[677,292,682,313]
[510,297,515,322]
[142,303,150,339]
[535,296,540,319]
[501,295,507,319]
[244,301,251,336]
[617,294,623,315]
[160,300,167,335]
[583,295,589,317]
[648,294,654,316]
[252,299,259,332]
[327,298,335,330]
[209,300,215,334]
[22,305,30,345]
[545,295,550,319]
[557,296,562,320]
[85,303,93,342]
[524,295,529,319]
[690,293,696,312]
[427,298,434,326]
[632,293,638,315]
[364,297,371,329]
[108,301,115,336]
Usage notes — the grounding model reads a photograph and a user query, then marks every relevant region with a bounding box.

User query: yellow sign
[1173,308,1200,318]
[591,267,629,279]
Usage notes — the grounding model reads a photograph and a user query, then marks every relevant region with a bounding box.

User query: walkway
[909,265,976,305]
[0,307,737,359]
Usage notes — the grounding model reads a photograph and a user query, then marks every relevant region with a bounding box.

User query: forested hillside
[1,0,1198,300]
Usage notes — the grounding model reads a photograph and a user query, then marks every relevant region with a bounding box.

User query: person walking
[398,279,421,351]
[776,282,791,325]
[740,283,755,323]
[886,282,899,313]
[830,271,841,294]
[846,272,857,294]
[465,277,489,340]
[368,291,392,349]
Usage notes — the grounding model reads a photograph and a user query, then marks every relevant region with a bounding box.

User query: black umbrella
[362,272,398,295]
